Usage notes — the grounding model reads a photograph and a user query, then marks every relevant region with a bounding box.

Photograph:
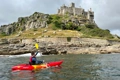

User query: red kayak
[12,60,63,71]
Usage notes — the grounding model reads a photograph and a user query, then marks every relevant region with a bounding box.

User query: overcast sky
[0,0,120,36]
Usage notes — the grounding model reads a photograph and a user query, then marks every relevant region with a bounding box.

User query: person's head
[31,52,35,56]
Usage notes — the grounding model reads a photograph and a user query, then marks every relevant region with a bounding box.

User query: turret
[87,8,94,23]
[70,2,75,8]
[90,8,92,12]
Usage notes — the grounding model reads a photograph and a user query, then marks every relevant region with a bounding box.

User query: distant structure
[58,2,94,23]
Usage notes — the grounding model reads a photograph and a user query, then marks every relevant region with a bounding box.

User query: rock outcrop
[0,12,49,35]
[0,38,120,55]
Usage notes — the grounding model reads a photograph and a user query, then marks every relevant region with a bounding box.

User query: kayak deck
[12,60,63,71]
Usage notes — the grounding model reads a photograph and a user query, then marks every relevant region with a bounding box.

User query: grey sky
[0,0,120,36]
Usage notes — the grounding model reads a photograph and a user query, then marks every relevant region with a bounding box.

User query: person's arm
[34,51,39,56]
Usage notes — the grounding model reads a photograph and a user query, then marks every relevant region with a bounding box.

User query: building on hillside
[58,2,94,23]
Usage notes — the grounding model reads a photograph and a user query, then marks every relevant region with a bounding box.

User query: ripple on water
[1,54,120,80]
[11,70,36,80]
[0,72,4,78]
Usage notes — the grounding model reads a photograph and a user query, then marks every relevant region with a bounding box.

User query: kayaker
[29,51,44,65]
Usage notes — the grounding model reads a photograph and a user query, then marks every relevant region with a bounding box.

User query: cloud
[0,0,34,25]
[81,0,120,36]
[0,0,120,36]
[95,0,120,30]
[111,30,120,36]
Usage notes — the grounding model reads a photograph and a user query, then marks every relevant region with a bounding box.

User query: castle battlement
[58,2,94,23]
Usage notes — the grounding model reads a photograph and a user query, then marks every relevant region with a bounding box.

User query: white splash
[0,52,43,58]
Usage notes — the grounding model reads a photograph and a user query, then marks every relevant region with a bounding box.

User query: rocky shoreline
[0,37,120,55]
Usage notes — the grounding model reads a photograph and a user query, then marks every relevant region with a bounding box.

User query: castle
[58,2,94,23]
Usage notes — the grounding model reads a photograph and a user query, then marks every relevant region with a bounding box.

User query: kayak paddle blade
[35,43,39,49]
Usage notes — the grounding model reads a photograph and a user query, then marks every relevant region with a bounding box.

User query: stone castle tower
[58,2,94,23]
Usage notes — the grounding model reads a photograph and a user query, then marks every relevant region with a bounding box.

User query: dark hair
[31,52,35,55]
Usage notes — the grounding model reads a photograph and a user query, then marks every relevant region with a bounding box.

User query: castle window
[90,15,94,17]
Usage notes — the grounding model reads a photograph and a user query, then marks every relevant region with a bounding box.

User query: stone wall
[21,37,112,46]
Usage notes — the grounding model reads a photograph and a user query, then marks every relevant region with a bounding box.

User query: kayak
[12,60,63,71]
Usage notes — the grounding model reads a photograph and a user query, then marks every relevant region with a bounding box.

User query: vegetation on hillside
[47,14,114,39]
[0,13,116,39]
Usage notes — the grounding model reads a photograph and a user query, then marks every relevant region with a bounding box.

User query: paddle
[35,43,44,63]
[35,43,42,56]
[35,43,39,50]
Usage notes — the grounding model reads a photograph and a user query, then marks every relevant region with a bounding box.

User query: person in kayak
[29,51,44,65]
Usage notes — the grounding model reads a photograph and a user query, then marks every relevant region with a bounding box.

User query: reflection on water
[11,70,36,80]
[11,66,62,80]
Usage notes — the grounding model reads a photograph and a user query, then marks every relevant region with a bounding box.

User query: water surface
[0,54,120,80]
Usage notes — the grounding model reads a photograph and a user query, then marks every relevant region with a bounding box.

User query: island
[0,2,120,55]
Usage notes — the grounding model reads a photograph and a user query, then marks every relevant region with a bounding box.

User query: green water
[0,54,120,80]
